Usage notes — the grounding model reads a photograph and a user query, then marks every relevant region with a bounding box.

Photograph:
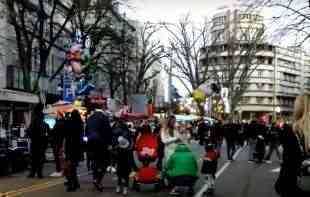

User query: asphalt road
[1,141,309,197]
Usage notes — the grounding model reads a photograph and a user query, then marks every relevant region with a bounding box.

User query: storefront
[0,89,39,138]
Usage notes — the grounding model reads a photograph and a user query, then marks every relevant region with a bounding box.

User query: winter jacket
[86,110,112,146]
[112,124,132,149]
[65,117,83,162]
[166,144,198,178]
[52,118,66,147]
[27,115,50,151]
[275,124,306,195]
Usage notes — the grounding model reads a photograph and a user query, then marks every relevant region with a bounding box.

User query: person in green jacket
[166,143,198,196]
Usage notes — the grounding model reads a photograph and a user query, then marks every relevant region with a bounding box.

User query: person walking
[246,120,258,163]
[264,122,282,163]
[27,104,50,178]
[64,110,83,192]
[50,112,66,177]
[197,117,209,146]
[160,115,180,170]
[113,121,133,196]
[224,121,237,161]
[210,120,224,154]
[275,94,310,197]
[86,104,112,192]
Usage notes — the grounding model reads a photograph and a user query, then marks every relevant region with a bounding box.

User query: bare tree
[6,0,39,91]
[132,22,167,94]
[163,15,210,94]
[206,22,266,113]
[246,0,310,46]
[6,0,75,92]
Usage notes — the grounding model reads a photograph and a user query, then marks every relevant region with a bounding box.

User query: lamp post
[275,106,281,121]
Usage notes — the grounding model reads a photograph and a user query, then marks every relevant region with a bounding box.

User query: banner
[63,68,75,102]
[130,94,147,113]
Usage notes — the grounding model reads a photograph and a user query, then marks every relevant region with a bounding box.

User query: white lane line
[195,147,244,197]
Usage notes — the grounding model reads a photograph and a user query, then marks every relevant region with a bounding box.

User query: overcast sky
[125,0,239,23]
[120,0,302,98]
[122,0,244,97]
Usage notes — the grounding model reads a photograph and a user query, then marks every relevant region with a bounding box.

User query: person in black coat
[27,103,50,178]
[197,118,209,146]
[275,123,310,197]
[86,104,112,192]
[273,94,310,197]
[112,120,133,195]
[224,122,237,161]
[246,120,259,162]
[64,110,83,192]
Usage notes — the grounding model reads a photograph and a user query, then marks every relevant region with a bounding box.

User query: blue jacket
[86,111,112,146]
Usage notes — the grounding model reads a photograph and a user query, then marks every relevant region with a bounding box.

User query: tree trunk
[22,68,31,92]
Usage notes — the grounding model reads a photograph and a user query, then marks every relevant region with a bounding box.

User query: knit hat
[118,136,130,149]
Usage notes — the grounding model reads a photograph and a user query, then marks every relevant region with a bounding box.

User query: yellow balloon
[192,89,206,103]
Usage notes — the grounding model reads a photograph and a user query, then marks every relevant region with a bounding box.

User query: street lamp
[275,106,281,113]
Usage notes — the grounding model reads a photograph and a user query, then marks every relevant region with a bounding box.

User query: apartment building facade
[203,6,310,121]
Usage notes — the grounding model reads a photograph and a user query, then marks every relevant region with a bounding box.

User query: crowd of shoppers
[25,94,310,196]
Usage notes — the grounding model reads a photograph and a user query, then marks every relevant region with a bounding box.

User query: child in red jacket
[201,143,220,195]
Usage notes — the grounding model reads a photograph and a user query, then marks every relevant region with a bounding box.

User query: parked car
[0,138,30,176]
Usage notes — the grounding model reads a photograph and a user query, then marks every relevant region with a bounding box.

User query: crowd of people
[25,94,310,197]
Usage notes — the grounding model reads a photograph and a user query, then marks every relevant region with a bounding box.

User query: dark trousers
[66,161,79,188]
[168,175,197,188]
[89,142,108,184]
[226,141,236,160]
[265,143,282,161]
[30,149,45,177]
[116,149,131,187]
[52,144,62,172]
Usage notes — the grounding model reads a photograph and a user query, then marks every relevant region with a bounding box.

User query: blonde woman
[160,115,180,168]
[275,94,310,197]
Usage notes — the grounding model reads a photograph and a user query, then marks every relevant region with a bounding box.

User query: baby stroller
[133,132,162,192]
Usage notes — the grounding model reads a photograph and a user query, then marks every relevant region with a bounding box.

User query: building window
[268,84,273,90]
[268,58,273,65]
[257,57,265,64]
[268,97,273,104]
[256,97,264,104]
[257,70,263,78]
[241,97,249,104]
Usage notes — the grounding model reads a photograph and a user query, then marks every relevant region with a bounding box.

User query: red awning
[120,112,149,120]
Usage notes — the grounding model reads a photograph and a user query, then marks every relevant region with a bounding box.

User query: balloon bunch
[192,83,213,103]
[66,43,82,74]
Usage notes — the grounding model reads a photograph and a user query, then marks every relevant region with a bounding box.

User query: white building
[201,6,310,121]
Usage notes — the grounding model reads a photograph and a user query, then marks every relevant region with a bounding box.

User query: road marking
[2,171,89,197]
[195,147,244,197]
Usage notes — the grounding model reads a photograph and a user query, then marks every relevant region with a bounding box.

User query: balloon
[192,89,206,103]
[71,61,82,74]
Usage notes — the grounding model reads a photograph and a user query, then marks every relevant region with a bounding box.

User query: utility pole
[168,49,173,115]
[273,47,277,122]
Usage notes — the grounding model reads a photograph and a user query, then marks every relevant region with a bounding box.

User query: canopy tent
[175,114,215,125]
[119,112,149,121]
[43,100,86,117]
